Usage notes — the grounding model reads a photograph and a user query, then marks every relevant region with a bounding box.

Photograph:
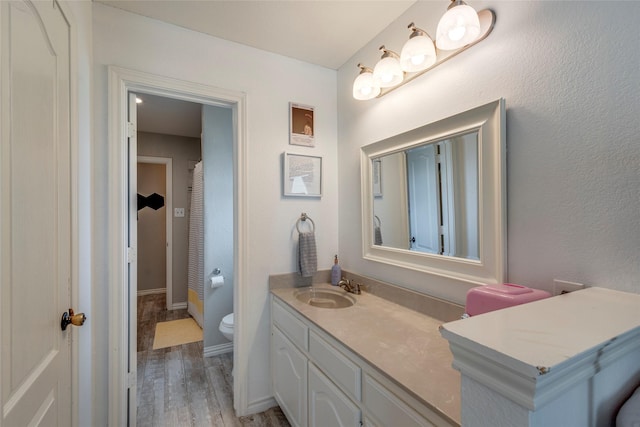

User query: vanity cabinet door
[272,327,308,427]
[309,363,361,427]
[363,374,434,427]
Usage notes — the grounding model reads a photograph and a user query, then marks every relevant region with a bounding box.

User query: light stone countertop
[271,283,461,426]
[441,287,640,376]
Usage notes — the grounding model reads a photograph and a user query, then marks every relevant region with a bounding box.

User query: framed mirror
[360,99,506,285]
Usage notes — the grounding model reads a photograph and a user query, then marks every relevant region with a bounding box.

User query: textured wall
[337,1,640,304]
[202,105,234,348]
[88,1,640,422]
[137,162,167,293]
[64,1,94,424]
[138,132,202,305]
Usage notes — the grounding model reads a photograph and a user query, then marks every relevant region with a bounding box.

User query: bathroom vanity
[270,283,462,427]
[271,278,640,427]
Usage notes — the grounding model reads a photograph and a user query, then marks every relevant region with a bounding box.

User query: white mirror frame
[360,99,506,285]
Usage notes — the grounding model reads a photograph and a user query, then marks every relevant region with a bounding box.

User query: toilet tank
[465,283,551,316]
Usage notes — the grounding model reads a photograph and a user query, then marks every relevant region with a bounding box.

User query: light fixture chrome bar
[371,8,495,99]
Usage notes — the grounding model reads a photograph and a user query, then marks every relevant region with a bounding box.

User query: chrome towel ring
[296,212,315,233]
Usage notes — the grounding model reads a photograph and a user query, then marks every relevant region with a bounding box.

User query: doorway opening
[107,67,249,425]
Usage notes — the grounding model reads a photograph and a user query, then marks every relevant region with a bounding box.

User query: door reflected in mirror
[372,131,478,259]
[373,131,478,260]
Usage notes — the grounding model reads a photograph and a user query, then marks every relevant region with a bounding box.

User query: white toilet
[219,313,234,341]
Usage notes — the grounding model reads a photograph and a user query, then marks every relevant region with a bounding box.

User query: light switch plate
[174,208,185,217]
[553,279,585,296]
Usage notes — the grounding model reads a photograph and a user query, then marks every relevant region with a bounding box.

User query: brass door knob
[61,308,86,331]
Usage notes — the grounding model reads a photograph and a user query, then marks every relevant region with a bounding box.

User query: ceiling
[111,0,419,138]
[136,93,203,138]
[95,0,417,70]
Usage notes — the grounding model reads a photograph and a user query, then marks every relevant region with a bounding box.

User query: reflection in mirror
[360,99,506,285]
[373,131,479,260]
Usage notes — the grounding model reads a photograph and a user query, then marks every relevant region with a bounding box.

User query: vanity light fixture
[352,1,495,100]
[436,0,481,50]
[353,64,381,100]
[372,46,404,88]
[400,23,437,72]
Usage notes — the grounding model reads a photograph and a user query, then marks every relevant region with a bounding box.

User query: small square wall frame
[283,152,322,198]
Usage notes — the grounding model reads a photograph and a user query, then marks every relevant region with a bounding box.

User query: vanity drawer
[272,298,308,351]
[309,330,361,401]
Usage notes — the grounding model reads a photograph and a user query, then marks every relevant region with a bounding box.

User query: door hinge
[127,247,136,263]
[127,371,136,389]
[127,122,136,138]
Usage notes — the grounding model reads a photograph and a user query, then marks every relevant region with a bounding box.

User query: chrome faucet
[338,278,361,295]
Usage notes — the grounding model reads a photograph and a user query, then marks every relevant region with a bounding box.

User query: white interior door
[1,1,77,425]
[406,144,440,254]
[127,92,138,426]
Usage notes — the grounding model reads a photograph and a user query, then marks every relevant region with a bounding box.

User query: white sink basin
[294,287,356,309]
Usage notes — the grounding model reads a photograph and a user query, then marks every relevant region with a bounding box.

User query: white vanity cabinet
[272,326,308,427]
[272,298,310,427]
[271,295,454,427]
[363,374,435,427]
[308,363,361,427]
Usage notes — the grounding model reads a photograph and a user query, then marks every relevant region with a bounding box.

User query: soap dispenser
[331,255,341,286]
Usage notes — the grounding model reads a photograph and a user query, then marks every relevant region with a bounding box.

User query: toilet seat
[221,313,234,328]
[219,313,234,341]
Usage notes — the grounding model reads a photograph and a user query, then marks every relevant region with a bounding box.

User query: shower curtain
[187,161,204,328]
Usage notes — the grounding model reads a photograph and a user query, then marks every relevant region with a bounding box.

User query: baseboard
[137,287,166,296]
[247,396,278,415]
[172,302,187,310]
[204,342,233,357]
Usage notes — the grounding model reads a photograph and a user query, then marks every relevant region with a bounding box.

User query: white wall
[374,154,409,249]
[63,0,93,425]
[202,105,234,348]
[92,3,338,419]
[138,132,202,303]
[89,1,640,421]
[337,1,640,304]
[136,162,167,293]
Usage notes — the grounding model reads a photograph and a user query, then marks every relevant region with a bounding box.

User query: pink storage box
[465,283,551,316]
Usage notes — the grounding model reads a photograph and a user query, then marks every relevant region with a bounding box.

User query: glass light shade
[373,56,404,88]
[400,35,437,72]
[436,3,481,50]
[353,71,380,100]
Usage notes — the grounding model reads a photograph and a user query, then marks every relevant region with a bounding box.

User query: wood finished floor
[137,293,290,427]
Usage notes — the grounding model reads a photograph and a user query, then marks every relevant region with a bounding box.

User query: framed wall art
[283,152,322,197]
[373,159,382,197]
[289,102,315,147]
